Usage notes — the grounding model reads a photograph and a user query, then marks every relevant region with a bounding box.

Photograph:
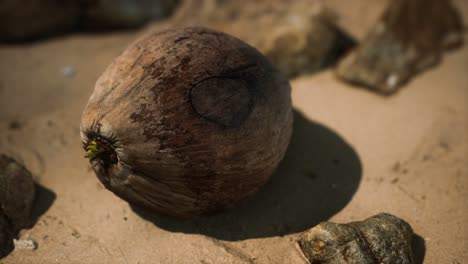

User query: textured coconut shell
[81,27,293,218]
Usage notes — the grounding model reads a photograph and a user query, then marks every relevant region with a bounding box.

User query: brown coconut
[80,27,293,218]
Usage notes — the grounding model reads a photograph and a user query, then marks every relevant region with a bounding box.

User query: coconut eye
[190,77,253,127]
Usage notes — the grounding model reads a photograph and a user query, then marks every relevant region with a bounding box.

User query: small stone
[62,67,76,77]
[298,213,415,264]
[13,239,37,250]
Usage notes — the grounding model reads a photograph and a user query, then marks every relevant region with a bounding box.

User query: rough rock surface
[0,155,36,257]
[298,213,414,264]
[167,0,355,78]
[335,0,464,94]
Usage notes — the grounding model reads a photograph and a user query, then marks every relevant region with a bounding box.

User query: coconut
[80,27,293,218]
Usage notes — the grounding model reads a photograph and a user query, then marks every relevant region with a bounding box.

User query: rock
[0,0,81,42]
[0,0,179,42]
[0,155,36,257]
[298,213,415,264]
[335,0,464,94]
[167,0,355,78]
[13,239,37,251]
[82,0,179,29]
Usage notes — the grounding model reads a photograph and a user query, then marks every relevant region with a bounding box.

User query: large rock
[0,0,179,42]
[298,213,415,264]
[335,0,464,94]
[0,0,80,42]
[166,0,355,78]
[0,155,35,257]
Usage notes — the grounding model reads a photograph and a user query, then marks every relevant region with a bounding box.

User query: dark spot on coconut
[179,57,191,71]
[129,112,142,122]
[130,104,151,123]
[189,77,253,127]
[129,103,163,143]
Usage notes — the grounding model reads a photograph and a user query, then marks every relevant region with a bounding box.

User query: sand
[0,1,467,263]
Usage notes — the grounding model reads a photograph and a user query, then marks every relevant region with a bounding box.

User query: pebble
[62,67,76,77]
[13,239,37,250]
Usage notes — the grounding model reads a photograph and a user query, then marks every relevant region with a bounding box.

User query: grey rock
[83,0,179,29]
[0,0,81,42]
[168,0,355,78]
[0,155,36,257]
[335,0,463,94]
[0,0,179,42]
[298,213,414,264]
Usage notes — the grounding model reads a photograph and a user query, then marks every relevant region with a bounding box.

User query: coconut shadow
[131,109,362,241]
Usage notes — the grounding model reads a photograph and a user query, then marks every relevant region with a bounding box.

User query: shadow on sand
[413,234,426,264]
[132,110,362,241]
[1,183,55,258]
[28,184,56,228]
